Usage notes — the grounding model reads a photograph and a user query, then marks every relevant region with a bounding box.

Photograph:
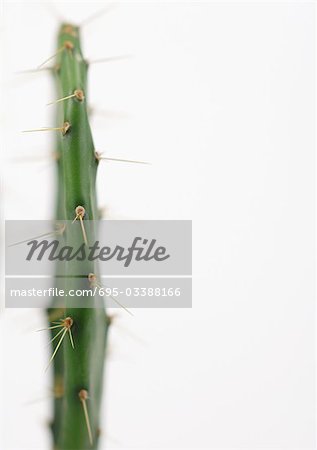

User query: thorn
[88,273,133,316]
[72,206,88,246]
[37,46,64,69]
[22,127,63,133]
[95,152,150,165]
[48,326,66,344]
[88,55,133,65]
[37,324,64,332]
[45,328,67,371]
[80,4,116,27]
[68,328,75,349]
[43,317,74,371]
[15,66,54,75]
[79,390,93,446]
[22,122,70,135]
[38,41,74,69]
[47,89,84,106]
[8,223,65,247]
[63,317,75,349]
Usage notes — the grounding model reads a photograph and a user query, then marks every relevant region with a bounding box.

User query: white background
[0,1,315,449]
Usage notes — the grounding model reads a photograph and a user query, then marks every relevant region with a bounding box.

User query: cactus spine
[47,24,109,450]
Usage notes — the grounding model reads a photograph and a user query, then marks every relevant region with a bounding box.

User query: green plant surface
[47,23,109,450]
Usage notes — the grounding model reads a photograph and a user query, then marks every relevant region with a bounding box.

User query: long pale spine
[48,24,108,450]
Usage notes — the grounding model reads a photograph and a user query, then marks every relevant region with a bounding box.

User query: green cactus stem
[47,23,109,450]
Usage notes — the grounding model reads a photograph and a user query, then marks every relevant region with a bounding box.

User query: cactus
[46,23,109,450]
